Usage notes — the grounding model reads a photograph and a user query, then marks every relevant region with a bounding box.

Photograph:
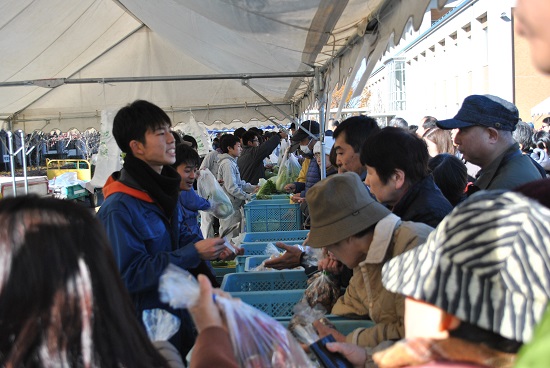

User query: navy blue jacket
[97,171,202,356]
[393,175,453,228]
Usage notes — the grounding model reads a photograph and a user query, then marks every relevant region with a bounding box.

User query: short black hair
[172,143,200,169]
[233,127,247,139]
[182,135,198,150]
[333,116,380,154]
[220,134,240,153]
[242,130,259,146]
[112,100,171,153]
[361,127,429,184]
[171,131,182,145]
[428,154,467,206]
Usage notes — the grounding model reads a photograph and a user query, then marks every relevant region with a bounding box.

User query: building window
[386,57,406,111]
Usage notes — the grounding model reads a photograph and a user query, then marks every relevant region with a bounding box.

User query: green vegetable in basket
[256,179,277,199]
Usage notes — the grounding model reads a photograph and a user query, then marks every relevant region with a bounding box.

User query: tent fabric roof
[0,0,438,132]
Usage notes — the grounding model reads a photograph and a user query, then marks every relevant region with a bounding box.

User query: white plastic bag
[174,115,212,157]
[142,309,181,342]
[197,169,234,219]
[159,265,313,368]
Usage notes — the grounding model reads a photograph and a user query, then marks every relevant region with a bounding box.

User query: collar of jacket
[102,170,154,203]
[361,213,401,264]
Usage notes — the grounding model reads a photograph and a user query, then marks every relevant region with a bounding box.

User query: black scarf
[123,154,180,218]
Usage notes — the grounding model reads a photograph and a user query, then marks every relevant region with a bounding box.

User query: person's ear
[487,127,499,143]
[393,169,406,190]
[129,140,144,156]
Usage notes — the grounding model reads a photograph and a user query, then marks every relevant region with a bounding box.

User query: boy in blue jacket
[97,100,226,358]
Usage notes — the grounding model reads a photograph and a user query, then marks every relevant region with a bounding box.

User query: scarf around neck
[122,153,180,218]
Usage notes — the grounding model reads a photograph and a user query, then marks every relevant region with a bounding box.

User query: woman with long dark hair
[0,196,170,367]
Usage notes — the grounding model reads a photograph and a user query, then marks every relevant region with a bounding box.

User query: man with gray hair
[437,94,543,194]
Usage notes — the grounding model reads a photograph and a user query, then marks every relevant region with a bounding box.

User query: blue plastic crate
[244,255,269,271]
[251,194,292,200]
[229,289,305,317]
[212,266,236,285]
[276,315,375,335]
[242,230,309,243]
[241,242,288,255]
[244,199,301,232]
[221,270,308,291]
[235,255,248,273]
[244,255,305,272]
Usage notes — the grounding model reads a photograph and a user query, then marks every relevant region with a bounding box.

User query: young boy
[172,143,230,286]
[173,143,210,240]
[97,100,226,357]
[217,134,257,238]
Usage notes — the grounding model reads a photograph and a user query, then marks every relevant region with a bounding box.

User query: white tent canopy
[0,0,445,133]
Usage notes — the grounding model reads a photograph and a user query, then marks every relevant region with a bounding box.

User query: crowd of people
[1,1,550,367]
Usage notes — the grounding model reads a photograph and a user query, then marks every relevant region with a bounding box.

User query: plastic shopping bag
[303,272,341,314]
[197,169,234,219]
[142,309,181,342]
[159,264,313,368]
[276,151,302,191]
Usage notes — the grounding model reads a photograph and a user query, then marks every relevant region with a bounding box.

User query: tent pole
[315,67,328,180]
[0,71,314,88]
[242,80,318,140]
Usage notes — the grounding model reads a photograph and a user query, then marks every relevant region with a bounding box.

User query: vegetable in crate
[256,179,278,199]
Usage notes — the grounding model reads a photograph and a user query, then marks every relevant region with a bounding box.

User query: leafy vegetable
[256,179,277,199]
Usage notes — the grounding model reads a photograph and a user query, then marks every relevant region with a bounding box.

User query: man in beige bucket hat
[305,172,433,348]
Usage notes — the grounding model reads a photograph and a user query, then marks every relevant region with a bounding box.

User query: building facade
[366,0,550,128]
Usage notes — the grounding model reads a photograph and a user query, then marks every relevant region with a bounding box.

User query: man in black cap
[284,120,319,195]
[437,94,543,194]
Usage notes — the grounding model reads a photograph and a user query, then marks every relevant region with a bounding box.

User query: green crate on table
[276,315,375,335]
[62,184,88,200]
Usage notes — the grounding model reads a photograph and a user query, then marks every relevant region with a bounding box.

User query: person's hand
[264,242,303,269]
[218,246,237,260]
[325,342,367,368]
[318,251,343,274]
[318,256,343,275]
[188,274,224,333]
[195,238,226,260]
[284,183,296,193]
[313,320,347,343]
[253,185,260,193]
[291,193,305,203]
